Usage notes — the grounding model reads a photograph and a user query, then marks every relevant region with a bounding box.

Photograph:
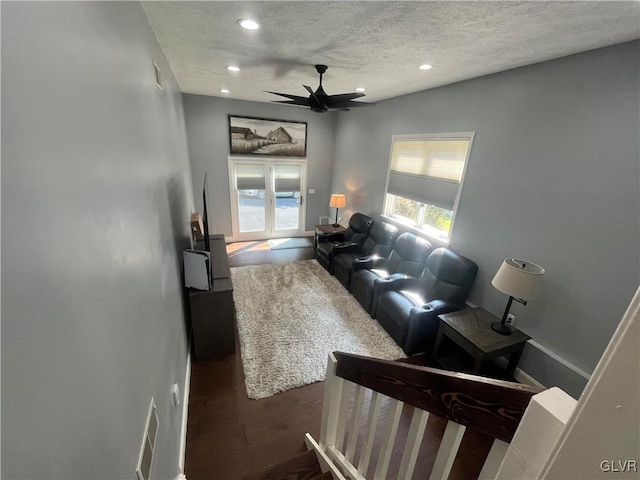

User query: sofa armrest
[402,302,465,355]
[331,242,363,255]
[416,300,459,315]
[351,254,385,272]
[373,275,421,294]
[403,308,440,355]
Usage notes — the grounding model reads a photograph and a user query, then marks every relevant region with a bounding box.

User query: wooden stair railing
[304,351,544,480]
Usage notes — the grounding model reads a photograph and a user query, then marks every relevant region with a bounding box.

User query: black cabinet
[188,234,235,360]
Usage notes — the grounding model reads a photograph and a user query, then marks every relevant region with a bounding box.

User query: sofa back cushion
[360,221,399,257]
[386,233,432,277]
[420,247,478,306]
[344,213,374,245]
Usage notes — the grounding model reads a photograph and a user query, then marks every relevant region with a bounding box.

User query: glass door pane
[235,163,268,236]
[273,163,302,233]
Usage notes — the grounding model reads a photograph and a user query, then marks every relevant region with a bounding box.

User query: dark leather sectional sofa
[316,213,478,355]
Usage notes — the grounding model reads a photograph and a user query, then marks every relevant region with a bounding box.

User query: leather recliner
[374,247,478,355]
[350,232,432,317]
[332,220,400,289]
[315,213,374,273]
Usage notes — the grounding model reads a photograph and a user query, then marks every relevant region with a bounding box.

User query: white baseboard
[514,366,545,388]
[177,350,191,475]
[527,340,591,380]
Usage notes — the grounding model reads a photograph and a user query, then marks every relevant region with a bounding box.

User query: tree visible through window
[383,133,474,241]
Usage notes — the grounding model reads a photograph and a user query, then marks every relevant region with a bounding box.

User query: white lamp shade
[492,258,545,300]
[329,194,346,208]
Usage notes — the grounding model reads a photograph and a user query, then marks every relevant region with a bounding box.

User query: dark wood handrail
[333,351,543,443]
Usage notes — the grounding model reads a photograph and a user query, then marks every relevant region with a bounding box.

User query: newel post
[496,387,576,479]
[319,352,344,448]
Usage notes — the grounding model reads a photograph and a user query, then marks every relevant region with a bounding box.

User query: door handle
[300,195,303,205]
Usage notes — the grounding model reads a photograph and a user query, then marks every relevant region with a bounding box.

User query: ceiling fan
[266,64,374,113]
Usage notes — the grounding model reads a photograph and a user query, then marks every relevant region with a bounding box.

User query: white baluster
[345,384,366,461]
[357,391,383,476]
[374,398,404,479]
[429,421,466,480]
[398,408,430,479]
[336,381,355,450]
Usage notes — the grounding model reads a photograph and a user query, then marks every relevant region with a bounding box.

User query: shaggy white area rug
[231,259,406,399]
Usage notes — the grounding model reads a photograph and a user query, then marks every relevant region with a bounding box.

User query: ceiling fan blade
[329,100,375,108]
[327,92,366,104]
[272,99,311,106]
[265,91,310,103]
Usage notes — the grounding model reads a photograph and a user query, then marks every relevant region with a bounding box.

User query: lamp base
[491,322,512,335]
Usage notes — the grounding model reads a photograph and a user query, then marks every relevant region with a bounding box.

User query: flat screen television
[202,173,211,253]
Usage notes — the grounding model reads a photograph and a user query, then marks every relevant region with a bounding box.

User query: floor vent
[136,398,159,480]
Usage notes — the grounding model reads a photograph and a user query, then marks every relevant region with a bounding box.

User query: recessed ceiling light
[238,19,259,30]
[355,87,366,92]
[227,66,240,72]
[419,64,433,70]
[220,89,230,94]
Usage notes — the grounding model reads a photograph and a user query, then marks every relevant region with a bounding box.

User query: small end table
[314,224,347,249]
[431,307,531,378]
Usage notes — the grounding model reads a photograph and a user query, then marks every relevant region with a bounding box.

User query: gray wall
[2,2,193,478]
[182,94,337,237]
[332,41,640,398]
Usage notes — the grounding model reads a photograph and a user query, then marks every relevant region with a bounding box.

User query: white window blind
[235,164,266,190]
[388,138,471,210]
[274,165,301,192]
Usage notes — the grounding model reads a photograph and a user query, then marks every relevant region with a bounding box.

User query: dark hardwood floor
[184,237,492,480]
[226,237,316,268]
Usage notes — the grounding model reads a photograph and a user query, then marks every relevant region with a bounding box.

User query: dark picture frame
[228,115,307,157]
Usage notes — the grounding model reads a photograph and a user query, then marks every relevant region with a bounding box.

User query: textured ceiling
[142,1,640,105]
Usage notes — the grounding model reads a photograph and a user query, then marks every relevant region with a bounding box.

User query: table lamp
[491,258,545,335]
[329,194,346,226]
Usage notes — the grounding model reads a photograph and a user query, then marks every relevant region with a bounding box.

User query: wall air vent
[136,398,159,480]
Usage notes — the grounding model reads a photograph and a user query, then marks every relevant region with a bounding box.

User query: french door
[229,157,306,241]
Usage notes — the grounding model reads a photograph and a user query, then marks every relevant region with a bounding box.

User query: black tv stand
[188,234,235,360]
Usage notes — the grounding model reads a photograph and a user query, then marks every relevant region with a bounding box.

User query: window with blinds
[383,133,474,241]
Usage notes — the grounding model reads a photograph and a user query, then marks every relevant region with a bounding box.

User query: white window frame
[382,132,474,244]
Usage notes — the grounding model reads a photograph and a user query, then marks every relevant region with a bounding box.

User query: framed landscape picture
[228,115,307,157]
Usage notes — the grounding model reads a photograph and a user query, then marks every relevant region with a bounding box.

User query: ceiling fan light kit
[267,64,375,113]
[237,19,259,30]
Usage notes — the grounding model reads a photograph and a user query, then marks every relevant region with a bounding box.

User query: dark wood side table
[431,307,531,378]
[314,224,347,249]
